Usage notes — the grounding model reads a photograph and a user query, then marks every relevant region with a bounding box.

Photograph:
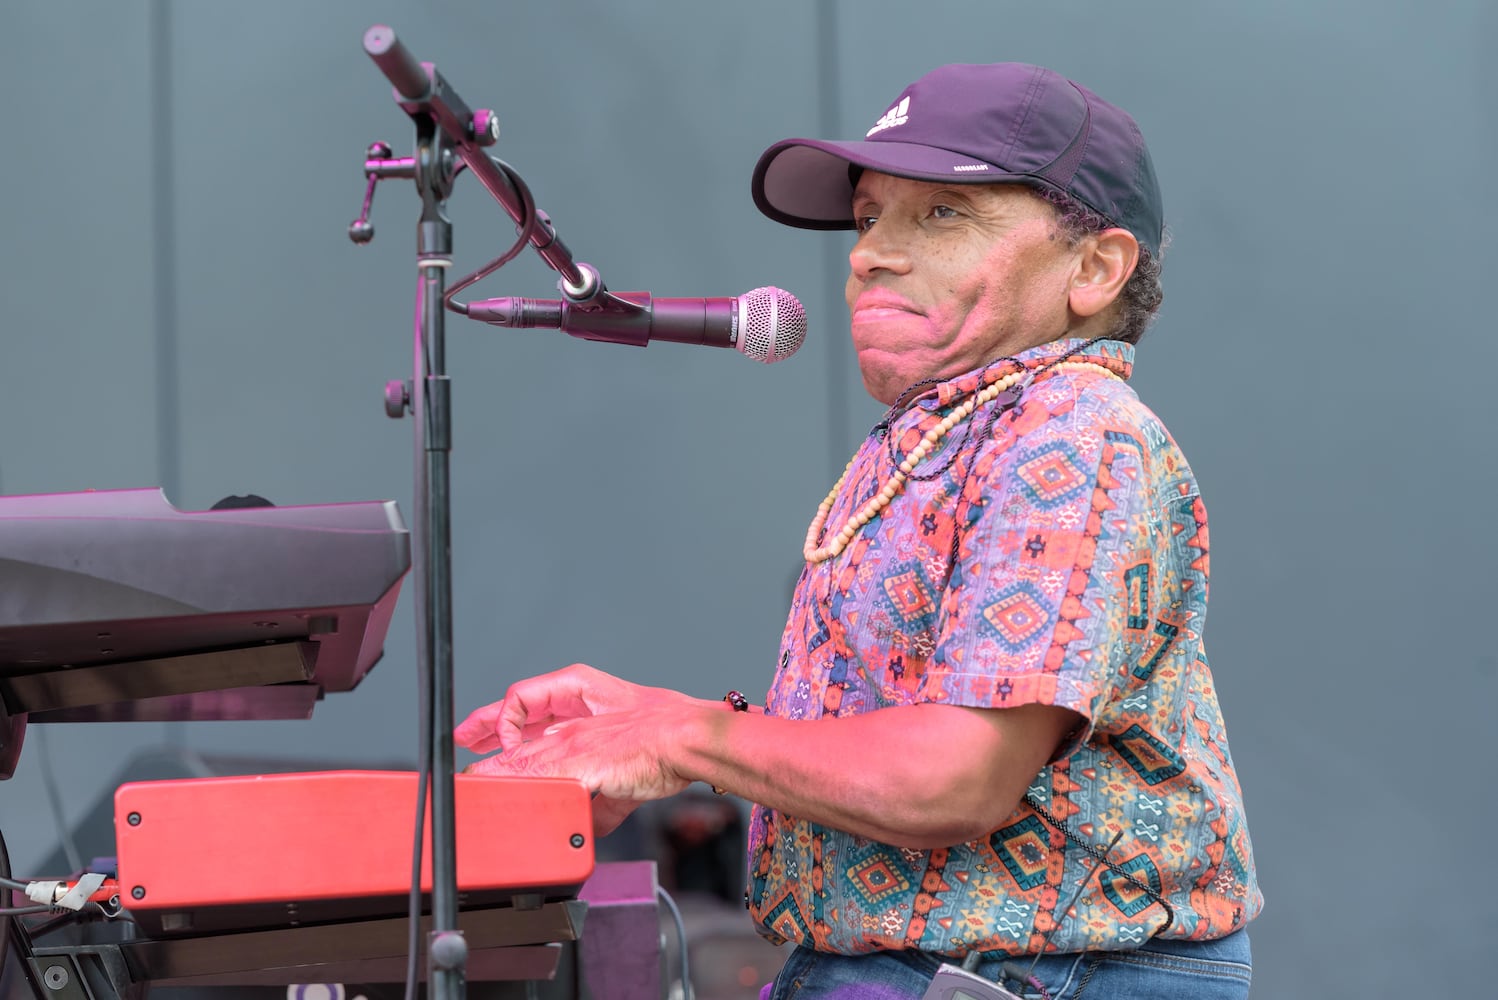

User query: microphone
[467,287,806,363]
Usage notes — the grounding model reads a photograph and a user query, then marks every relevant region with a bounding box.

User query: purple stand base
[578,861,663,1000]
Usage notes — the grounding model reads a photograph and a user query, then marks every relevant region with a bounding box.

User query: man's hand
[455,663,651,754]
[454,664,697,836]
[456,665,1081,848]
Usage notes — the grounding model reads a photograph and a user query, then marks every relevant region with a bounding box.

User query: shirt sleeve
[920,376,1165,730]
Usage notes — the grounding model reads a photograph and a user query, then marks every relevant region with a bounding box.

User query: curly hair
[1035,187,1165,345]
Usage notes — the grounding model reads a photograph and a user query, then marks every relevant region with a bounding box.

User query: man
[457,63,1261,998]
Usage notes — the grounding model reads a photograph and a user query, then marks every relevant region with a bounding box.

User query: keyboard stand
[31,900,584,992]
[4,862,662,1000]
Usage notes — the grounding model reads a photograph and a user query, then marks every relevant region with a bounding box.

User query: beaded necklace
[803,358,1120,564]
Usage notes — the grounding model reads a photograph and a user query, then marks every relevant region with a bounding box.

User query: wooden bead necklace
[803,360,1119,564]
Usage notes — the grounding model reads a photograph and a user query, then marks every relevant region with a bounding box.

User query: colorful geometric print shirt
[747,339,1261,959]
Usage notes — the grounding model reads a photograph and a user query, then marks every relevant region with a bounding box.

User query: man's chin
[859,368,909,408]
[857,349,939,406]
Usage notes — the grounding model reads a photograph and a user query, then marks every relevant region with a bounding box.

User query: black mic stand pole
[410,111,462,1000]
[352,25,606,1000]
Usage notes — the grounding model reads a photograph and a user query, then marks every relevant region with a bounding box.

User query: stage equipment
[0,488,409,780]
[4,859,662,1000]
[113,772,592,936]
[918,831,1127,1000]
[349,23,806,1000]
[465,287,805,362]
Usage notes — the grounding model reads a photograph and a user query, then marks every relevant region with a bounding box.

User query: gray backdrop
[2,1,1494,996]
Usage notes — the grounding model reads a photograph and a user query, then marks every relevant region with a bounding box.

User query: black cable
[1023,794,1175,937]
[657,886,692,1000]
[24,912,80,941]
[929,338,1175,948]
[1014,829,1123,995]
[25,903,132,942]
[403,767,429,1000]
[942,337,1109,572]
[403,192,438,1000]
[442,156,540,316]
[398,147,553,1000]
[0,825,10,981]
[401,153,542,1000]
[889,336,1108,490]
[404,314,435,1000]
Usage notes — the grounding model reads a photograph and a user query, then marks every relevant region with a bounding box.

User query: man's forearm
[666,699,1077,849]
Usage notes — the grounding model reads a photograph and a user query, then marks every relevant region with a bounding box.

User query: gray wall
[3,1,1494,996]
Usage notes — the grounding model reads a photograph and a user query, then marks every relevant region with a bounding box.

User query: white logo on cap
[953,164,991,172]
[866,96,910,137]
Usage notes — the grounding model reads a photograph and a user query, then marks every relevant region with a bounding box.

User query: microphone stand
[350,25,606,1000]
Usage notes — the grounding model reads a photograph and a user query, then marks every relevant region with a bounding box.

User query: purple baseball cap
[751,63,1164,257]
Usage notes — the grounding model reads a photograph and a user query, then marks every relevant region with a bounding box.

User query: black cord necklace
[877,336,1110,488]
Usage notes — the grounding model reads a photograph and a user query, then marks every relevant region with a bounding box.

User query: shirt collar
[915,338,1135,411]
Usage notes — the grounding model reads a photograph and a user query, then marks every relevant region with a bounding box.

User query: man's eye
[931,204,959,219]
[854,215,878,233]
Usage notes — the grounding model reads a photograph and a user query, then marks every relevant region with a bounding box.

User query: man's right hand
[454,664,697,837]
[454,662,653,754]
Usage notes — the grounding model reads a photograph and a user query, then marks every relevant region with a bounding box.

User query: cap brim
[751,138,1040,231]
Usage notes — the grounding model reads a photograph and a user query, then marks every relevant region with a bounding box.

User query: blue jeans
[762,929,1252,1000]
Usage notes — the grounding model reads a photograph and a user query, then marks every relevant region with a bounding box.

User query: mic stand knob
[471,108,500,146]
[384,379,411,419]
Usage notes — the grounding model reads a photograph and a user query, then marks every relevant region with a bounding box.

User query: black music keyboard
[0,488,410,778]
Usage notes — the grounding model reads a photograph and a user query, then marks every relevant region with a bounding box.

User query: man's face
[845,171,1079,406]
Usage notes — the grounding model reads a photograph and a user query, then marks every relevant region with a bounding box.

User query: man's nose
[849,225,913,280]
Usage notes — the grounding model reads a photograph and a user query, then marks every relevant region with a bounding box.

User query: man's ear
[1068,228,1139,319]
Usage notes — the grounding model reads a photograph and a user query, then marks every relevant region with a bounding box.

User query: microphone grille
[737,287,807,363]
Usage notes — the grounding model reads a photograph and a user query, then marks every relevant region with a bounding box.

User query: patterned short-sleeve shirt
[747,339,1261,958]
